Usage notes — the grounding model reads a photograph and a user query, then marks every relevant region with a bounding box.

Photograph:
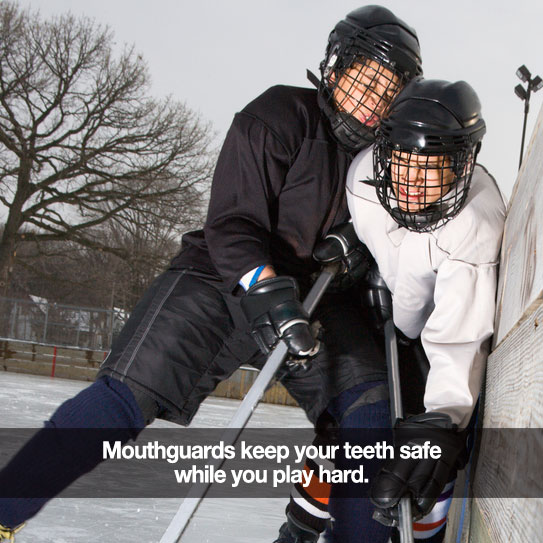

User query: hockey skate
[273,513,320,543]
[0,523,24,543]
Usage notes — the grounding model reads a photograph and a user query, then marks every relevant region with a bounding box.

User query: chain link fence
[0,296,128,350]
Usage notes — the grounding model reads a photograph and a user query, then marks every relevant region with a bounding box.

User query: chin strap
[390,205,443,230]
[306,69,321,89]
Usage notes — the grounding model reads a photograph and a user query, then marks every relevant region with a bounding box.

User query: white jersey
[346,146,506,427]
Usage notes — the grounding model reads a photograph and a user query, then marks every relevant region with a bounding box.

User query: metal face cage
[331,56,402,121]
[373,142,477,232]
[319,28,410,151]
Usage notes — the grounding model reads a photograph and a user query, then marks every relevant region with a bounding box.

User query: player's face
[332,59,402,127]
[390,151,455,213]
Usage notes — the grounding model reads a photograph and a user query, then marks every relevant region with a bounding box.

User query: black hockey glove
[240,276,318,357]
[371,412,466,526]
[361,263,412,346]
[313,222,373,290]
[363,263,392,332]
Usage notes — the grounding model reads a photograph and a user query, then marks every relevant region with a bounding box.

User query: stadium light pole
[515,64,543,169]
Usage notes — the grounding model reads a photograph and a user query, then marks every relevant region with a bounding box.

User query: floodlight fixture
[516,64,531,83]
[515,64,542,168]
[515,84,527,100]
[532,76,543,93]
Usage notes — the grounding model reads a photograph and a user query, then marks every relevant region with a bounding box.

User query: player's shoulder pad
[241,85,318,127]
[235,85,326,153]
[245,85,316,106]
[435,164,506,265]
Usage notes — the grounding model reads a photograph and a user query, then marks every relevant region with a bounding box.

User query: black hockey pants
[98,268,388,426]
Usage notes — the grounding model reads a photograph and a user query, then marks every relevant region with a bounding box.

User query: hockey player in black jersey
[0,6,422,542]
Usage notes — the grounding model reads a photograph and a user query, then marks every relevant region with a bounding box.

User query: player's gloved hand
[313,222,373,290]
[241,276,318,357]
[371,412,466,526]
[363,263,392,332]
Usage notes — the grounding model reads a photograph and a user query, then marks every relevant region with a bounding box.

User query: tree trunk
[0,159,32,297]
[0,218,21,298]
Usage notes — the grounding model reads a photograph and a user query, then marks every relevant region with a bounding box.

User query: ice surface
[0,372,312,542]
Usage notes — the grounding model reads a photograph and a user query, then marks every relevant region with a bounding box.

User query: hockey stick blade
[159,264,338,543]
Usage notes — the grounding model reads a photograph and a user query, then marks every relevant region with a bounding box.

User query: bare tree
[0,2,214,295]
[12,229,174,312]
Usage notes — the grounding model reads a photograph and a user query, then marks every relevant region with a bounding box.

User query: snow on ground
[0,372,312,543]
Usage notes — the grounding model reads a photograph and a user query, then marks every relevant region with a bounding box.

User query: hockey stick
[366,267,414,543]
[383,318,415,543]
[159,264,339,543]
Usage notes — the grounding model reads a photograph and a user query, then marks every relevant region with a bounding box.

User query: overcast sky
[20,0,543,200]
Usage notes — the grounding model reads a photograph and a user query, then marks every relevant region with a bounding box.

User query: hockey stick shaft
[384,319,414,543]
[159,264,338,543]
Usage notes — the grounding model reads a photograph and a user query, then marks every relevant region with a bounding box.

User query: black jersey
[172,85,356,292]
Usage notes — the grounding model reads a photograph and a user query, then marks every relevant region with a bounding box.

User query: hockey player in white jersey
[345,77,505,540]
[275,78,505,543]
[348,77,504,427]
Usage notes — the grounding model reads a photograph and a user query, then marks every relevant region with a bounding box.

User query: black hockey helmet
[373,77,486,232]
[314,5,422,152]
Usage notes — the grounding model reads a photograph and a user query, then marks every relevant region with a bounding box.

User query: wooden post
[50,345,57,378]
